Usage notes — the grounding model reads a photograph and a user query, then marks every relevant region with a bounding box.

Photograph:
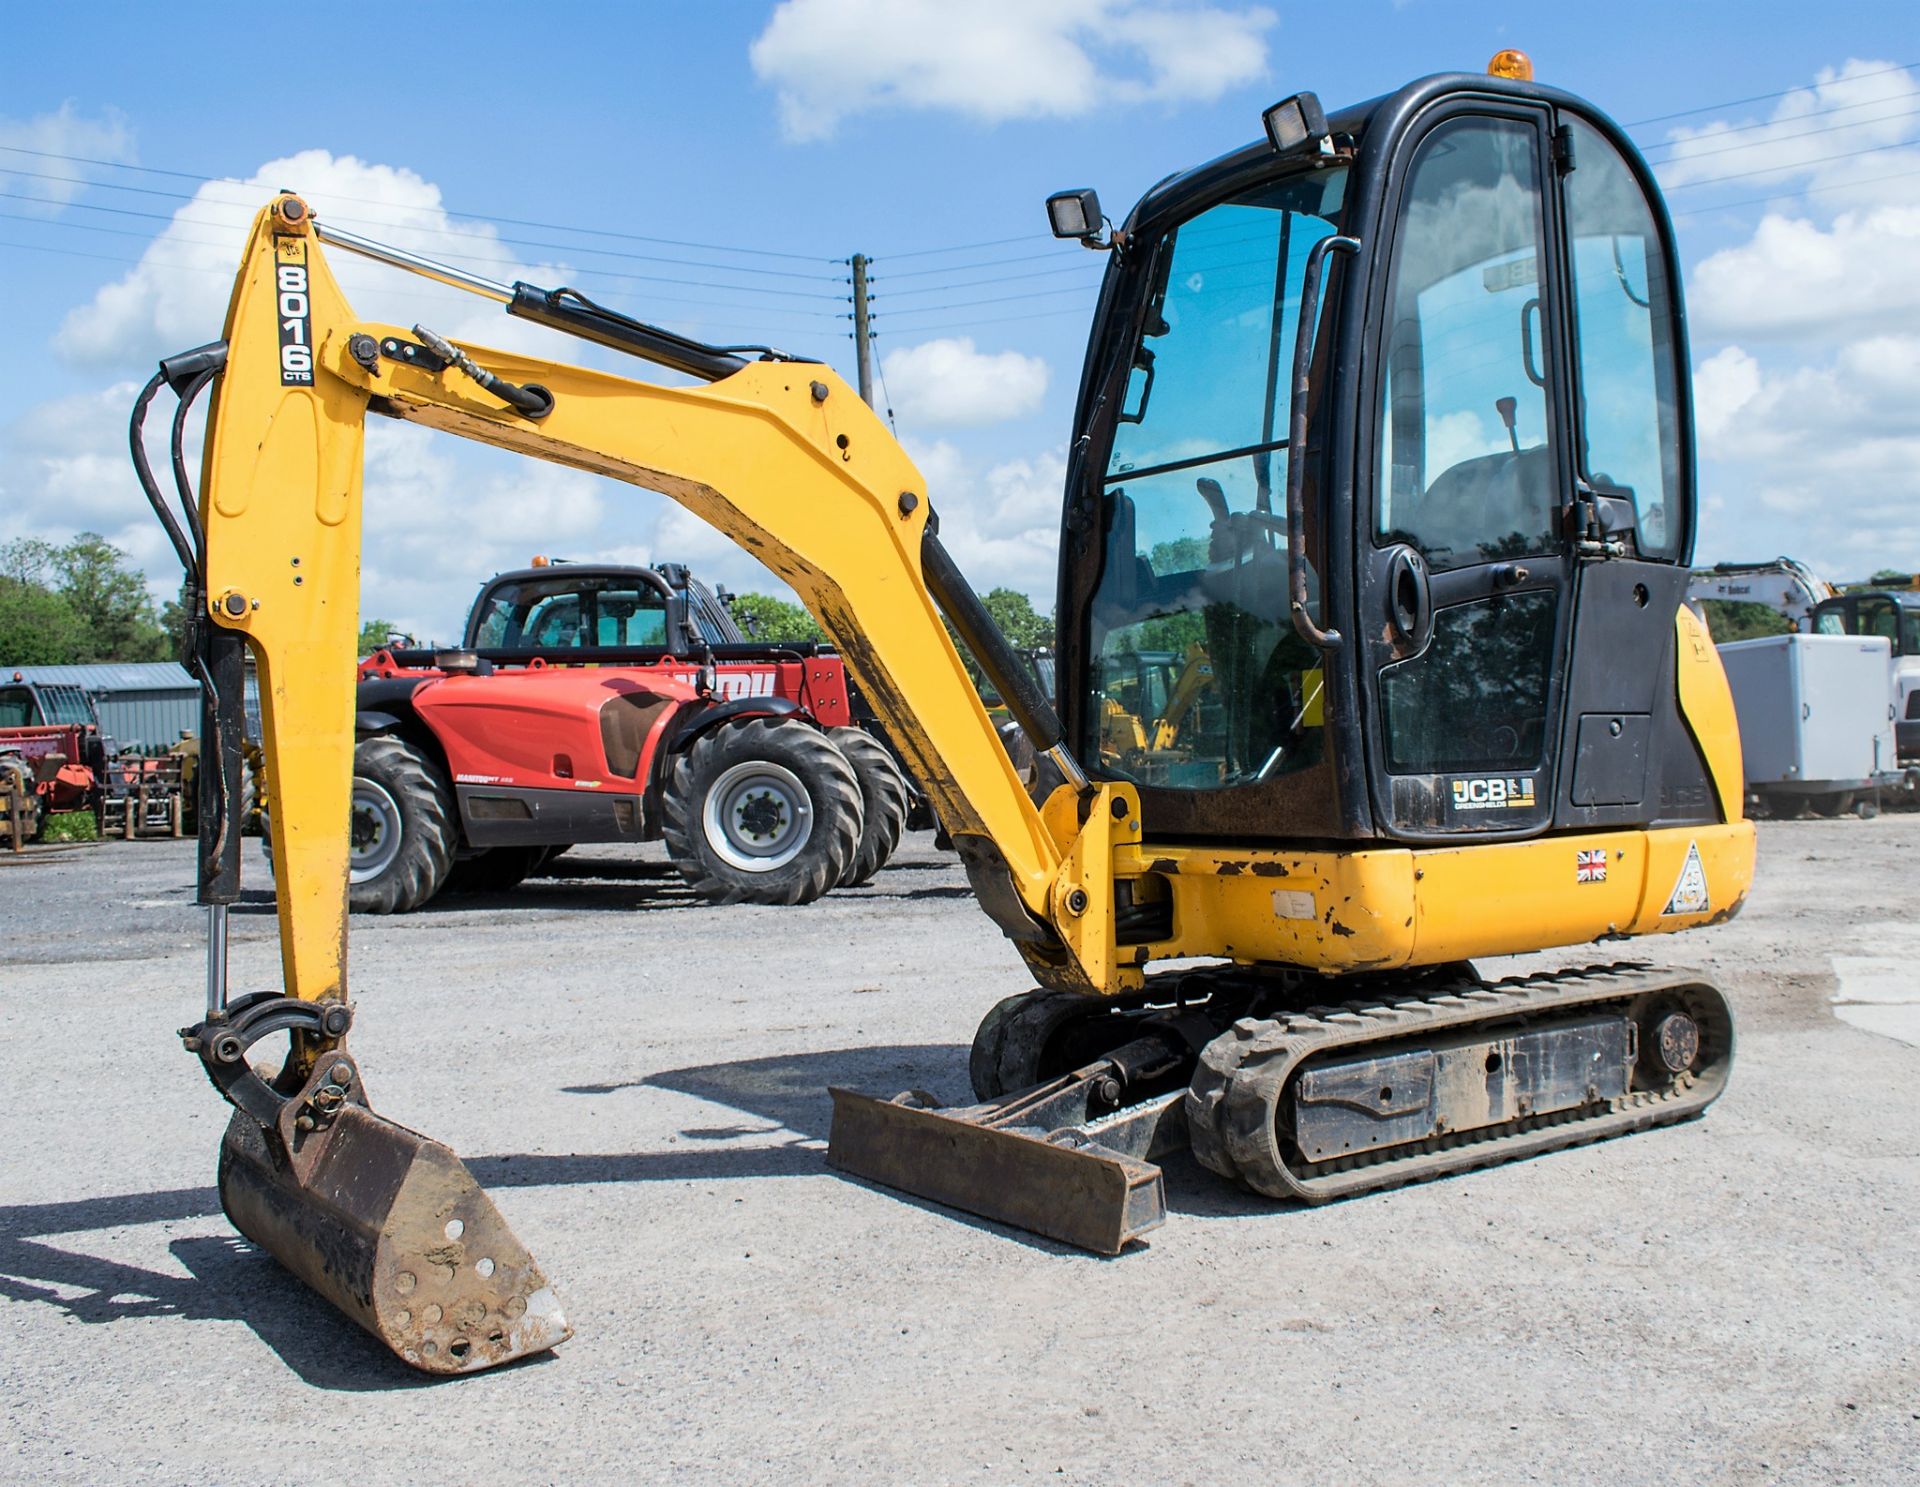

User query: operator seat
[1411,446,1556,565]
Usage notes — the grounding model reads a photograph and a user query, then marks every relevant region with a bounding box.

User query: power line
[872,261,1101,300]
[1635,88,1920,153]
[1640,103,1920,168]
[0,164,851,287]
[874,282,1099,315]
[1666,162,1920,218]
[0,189,852,306]
[1660,134,1920,191]
[877,233,1052,260]
[0,234,850,350]
[0,143,843,265]
[877,302,1099,332]
[1623,60,1919,127]
[0,215,852,324]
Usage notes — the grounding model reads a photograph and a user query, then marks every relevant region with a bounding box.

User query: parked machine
[1685,557,1835,631]
[1809,589,1920,764]
[0,676,113,840]
[134,56,1753,1375]
[335,558,908,910]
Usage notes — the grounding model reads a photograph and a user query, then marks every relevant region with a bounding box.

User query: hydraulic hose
[411,324,554,418]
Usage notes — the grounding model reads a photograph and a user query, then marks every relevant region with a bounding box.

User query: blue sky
[3,1,1918,638]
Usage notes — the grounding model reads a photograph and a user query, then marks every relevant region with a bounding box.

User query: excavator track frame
[1186,962,1733,1203]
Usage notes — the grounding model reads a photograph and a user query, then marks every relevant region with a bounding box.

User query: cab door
[1359,105,1573,836]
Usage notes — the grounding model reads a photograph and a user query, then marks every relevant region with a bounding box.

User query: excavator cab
[134,57,1753,1377]
[1059,71,1706,846]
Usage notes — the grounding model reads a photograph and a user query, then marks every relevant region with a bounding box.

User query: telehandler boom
[136,56,1753,1375]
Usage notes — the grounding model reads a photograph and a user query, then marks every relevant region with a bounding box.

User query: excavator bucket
[183,997,569,1376]
[218,1101,570,1374]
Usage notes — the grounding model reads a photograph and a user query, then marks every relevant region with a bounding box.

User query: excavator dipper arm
[205,198,1112,1020]
[143,196,1162,1375]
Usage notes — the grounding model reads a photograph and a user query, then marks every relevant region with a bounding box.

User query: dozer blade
[827,1034,1193,1254]
[827,1089,1167,1254]
[219,1099,570,1374]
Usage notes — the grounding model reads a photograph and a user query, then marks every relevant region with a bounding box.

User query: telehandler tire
[829,726,909,886]
[661,718,861,905]
[347,736,456,914]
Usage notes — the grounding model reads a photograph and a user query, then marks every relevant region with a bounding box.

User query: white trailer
[1716,632,1899,818]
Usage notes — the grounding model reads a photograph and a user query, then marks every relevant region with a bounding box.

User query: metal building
[6,663,200,752]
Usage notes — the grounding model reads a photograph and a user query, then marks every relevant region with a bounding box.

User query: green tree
[729,592,822,643]
[358,618,401,654]
[981,588,1051,651]
[1869,568,1910,584]
[160,577,196,664]
[0,580,84,665]
[1698,600,1791,643]
[0,538,83,665]
[53,533,169,662]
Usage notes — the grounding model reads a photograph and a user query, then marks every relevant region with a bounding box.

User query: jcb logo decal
[1450,776,1536,812]
[276,247,314,386]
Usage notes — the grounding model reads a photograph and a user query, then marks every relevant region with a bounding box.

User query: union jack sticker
[1575,849,1608,884]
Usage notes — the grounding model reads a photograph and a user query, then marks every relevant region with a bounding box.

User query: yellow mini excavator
[135,55,1753,1375]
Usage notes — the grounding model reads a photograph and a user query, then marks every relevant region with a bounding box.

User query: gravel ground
[1,820,1915,1485]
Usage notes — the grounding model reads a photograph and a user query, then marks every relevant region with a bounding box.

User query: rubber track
[1185,962,1733,1203]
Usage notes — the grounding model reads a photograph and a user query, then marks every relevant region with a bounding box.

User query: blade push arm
[201,197,1139,1009]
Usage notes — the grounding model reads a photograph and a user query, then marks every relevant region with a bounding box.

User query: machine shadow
[0,1043,1267,1384]
[0,1187,450,1392]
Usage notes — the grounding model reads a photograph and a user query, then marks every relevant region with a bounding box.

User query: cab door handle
[1385,545,1430,645]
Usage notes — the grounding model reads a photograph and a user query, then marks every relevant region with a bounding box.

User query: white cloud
[0,104,133,213]
[1692,338,1920,573]
[906,438,1065,601]
[1671,60,1920,580]
[880,336,1050,427]
[1656,59,1920,202]
[55,148,588,370]
[10,138,1068,644]
[9,147,677,634]
[750,0,1275,141]
[1688,205,1920,345]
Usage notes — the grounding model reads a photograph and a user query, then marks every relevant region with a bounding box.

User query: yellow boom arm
[204,198,1131,1008]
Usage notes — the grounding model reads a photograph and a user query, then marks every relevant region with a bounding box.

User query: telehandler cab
[136,55,1753,1375]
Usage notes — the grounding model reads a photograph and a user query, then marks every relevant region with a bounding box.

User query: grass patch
[40,811,99,843]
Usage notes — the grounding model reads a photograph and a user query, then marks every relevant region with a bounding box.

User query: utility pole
[850,252,874,407]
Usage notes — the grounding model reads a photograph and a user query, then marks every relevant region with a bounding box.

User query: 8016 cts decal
[276,245,313,386]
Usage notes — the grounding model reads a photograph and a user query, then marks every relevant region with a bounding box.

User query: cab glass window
[0,688,35,727]
[1087,166,1348,790]
[472,579,668,649]
[1376,116,1557,572]
[1563,118,1685,559]
[1856,596,1900,644]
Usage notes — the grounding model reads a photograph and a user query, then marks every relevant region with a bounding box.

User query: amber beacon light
[1487,48,1534,81]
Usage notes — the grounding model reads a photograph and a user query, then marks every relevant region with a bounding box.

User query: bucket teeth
[219,1104,570,1374]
